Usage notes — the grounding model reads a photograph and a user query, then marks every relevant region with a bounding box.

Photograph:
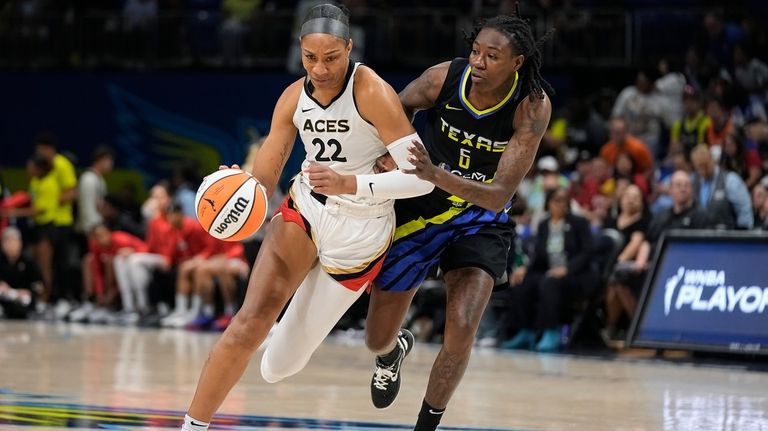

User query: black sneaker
[371,328,414,409]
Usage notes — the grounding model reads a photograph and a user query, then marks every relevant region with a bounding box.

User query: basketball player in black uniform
[366,13,553,431]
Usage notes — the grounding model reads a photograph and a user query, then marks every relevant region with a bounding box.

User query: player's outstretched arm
[405,94,552,212]
[250,79,302,198]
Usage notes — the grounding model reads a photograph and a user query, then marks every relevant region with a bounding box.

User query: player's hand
[374,153,396,173]
[303,162,356,195]
[403,140,439,182]
[219,164,241,170]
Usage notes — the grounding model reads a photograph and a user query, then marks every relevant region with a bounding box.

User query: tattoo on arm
[530,116,548,136]
[273,145,289,180]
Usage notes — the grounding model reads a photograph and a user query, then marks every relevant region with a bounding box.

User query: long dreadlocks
[464,5,555,101]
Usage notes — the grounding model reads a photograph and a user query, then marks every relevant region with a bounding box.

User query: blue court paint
[0,390,533,431]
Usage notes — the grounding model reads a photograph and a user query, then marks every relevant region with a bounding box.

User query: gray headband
[300,18,349,40]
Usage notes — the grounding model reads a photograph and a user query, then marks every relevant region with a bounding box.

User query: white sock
[202,304,215,317]
[181,414,209,431]
[224,302,236,316]
[175,294,189,313]
[190,295,202,316]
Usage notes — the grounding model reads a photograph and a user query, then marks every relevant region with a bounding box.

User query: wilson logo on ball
[213,197,250,235]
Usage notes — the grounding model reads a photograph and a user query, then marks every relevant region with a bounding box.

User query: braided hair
[464,6,554,101]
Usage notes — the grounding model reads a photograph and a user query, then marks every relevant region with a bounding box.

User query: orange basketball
[195,169,268,241]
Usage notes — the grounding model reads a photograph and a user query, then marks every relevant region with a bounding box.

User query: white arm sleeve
[354,133,435,199]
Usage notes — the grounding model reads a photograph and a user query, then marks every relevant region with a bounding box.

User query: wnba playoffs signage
[630,232,768,354]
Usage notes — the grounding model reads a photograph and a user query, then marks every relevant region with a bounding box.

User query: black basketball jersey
[423,58,524,206]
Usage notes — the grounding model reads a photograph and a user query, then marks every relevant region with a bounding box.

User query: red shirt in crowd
[89,231,148,295]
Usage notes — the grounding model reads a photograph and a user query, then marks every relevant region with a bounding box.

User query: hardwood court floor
[0,320,767,431]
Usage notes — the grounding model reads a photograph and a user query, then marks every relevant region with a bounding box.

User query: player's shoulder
[354,64,394,98]
[283,78,305,100]
[273,78,305,116]
[518,91,552,120]
[423,60,452,88]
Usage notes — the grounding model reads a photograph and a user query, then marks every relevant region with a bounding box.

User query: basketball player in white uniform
[179,4,434,430]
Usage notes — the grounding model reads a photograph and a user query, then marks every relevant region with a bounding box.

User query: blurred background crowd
[1,0,767,354]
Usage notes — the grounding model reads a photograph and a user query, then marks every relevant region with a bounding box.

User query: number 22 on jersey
[312,138,347,162]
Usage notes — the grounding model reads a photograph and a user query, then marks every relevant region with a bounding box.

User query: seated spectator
[569,154,600,214]
[0,227,42,319]
[721,131,764,189]
[526,156,570,232]
[668,85,711,163]
[690,144,753,229]
[600,117,654,179]
[111,196,178,324]
[614,152,650,197]
[160,229,219,329]
[89,224,149,322]
[186,240,249,331]
[601,185,650,341]
[69,243,119,323]
[646,171,712,242]
[501,188,598,352]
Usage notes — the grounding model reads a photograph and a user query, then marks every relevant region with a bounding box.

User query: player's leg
[366,221,451,409]
[184,217,316,426]
[414,224,512,431]
[416,267,494,431]
[365,286,418,354]
[260,266,365,382]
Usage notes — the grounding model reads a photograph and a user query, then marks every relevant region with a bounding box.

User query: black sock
[414,399,445,431]
[377,342,402,366]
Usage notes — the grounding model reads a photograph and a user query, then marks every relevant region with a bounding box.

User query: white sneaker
[117,311,140,325]
[54,300,72,320]
[88,307,109,324]
[167,312,198,329]
[69,302,94,323]
[160,310,186,327]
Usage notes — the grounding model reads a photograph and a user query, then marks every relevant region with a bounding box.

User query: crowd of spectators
[0,137,283,332]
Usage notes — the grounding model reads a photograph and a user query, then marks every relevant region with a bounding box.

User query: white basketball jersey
[293,61,389,207]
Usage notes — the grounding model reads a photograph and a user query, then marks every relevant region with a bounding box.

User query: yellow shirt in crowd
[29,172,61,226]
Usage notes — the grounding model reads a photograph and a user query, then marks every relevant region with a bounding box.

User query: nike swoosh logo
[301,107,315,113]
[190,420,207,427]
[445,103,462,111]
[429,409,444,415]
[368,182,375,195]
